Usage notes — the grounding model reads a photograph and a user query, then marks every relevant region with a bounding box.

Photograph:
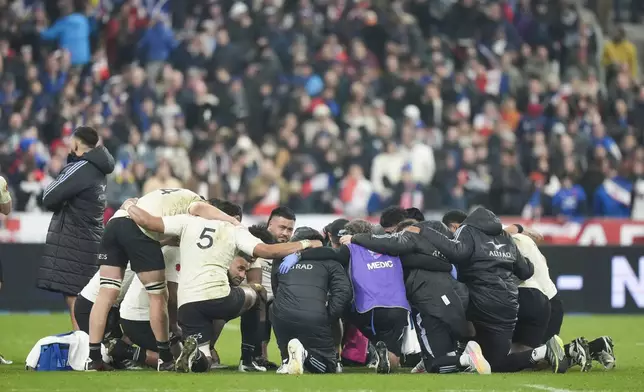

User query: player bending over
[86,188,239,371]
[124,204,322,372]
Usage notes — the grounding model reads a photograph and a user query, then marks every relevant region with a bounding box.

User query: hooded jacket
[37,146,115,296]
[423,207,534,330]
[271,228,352,324]
[351,220,470,338]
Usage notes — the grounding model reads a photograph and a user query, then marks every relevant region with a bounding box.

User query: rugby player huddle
[77,188,615,374]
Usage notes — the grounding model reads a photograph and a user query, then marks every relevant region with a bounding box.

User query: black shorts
[99,218,164,273]
[178,287,246,345]
[121,319,157,352]
[352,307,408,357]
[74,295,122,339]
[513,288,551,348]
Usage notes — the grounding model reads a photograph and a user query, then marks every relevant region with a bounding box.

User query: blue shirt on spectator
[552,185,587,218]
[593,135,621,160]
[593,176,633,217]
[41,13,91,66]
[138,22,177,63]
[40,71,68,96]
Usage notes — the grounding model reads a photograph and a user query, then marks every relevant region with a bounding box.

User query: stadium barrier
[0,244,642,313]
[3,212,644,245]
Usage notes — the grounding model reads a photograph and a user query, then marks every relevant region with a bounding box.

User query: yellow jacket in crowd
[602,38,639,79]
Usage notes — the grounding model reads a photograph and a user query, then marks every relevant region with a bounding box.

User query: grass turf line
[0,314,642,391]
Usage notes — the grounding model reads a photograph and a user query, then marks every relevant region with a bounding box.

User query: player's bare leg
[138,269,173,371]
[86,265,124,371]
[65,295,80,330]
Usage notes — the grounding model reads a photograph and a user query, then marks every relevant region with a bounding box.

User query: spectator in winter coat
[138,16,177,83]
[40,5,90,66]
[602,26,639,81]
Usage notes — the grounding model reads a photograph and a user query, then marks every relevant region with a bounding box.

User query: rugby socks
[89,343,102,361]
[429,355,461,374]
[240,306,260,362]
[132,345,146,364]
[587,338,605,356]
[190,350,210,373]
[157,341,173,362]
[109,340,145,364]
[530,346,547,363]
[253,321,266,357]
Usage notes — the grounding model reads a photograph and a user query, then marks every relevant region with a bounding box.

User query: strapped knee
[100,277,123,290]
[144,281,167,295]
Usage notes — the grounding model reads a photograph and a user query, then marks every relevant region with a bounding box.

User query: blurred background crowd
[0,0,642,221]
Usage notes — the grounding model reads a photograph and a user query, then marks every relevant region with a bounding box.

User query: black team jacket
[422,207,534,332]
[350,221,470,338]
[271,251,352,326]
[37,146,115,296]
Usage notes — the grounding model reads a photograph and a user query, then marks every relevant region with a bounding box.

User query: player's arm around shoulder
[188,201,241,226]
[126,204,192,237]
[253,238,324,259]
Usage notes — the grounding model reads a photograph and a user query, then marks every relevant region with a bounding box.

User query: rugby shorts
[99,218,165,273]
[512,287,551,348]
[178,287,246,345]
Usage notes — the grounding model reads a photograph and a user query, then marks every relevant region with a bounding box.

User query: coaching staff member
[271,227,352,375]
[37,126,115,330]
[424,207,566,373]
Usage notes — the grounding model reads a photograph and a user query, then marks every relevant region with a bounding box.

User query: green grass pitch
[0,313,643,391]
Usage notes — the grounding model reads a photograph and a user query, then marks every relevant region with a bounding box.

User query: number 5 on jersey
[197,228,216,249]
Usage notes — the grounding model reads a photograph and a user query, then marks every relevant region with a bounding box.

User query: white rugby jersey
[162,215,262,307]
[112,188,202,241]
[79,267,135,304]
[512,234,558,299]
[120,246,181,321]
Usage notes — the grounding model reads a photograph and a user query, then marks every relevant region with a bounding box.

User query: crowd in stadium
[0,0,642,222]
[0,0,629,377]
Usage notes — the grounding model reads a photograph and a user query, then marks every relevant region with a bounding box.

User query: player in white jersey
[86,188,239,372]
[512,233,615,372]
[511,233,559,353]
[201,198,243,368]
[247,207,296,368]
[75,267,136,338]
[123,204,321,373]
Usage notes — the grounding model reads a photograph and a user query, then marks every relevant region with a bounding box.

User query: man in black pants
[424,207,567,373]
[271,227,352,374]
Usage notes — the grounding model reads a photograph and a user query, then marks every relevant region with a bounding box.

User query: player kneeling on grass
[513,234,616,372]
[124,204,322,373]
[272,227,352,375]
